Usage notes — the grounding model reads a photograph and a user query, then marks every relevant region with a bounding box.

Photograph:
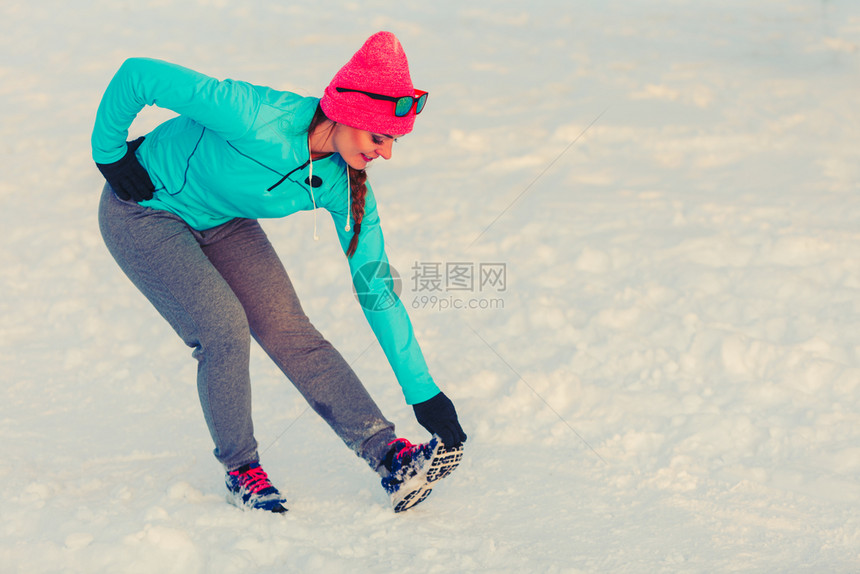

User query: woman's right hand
[412,392,467,448]
[95,137,155,202]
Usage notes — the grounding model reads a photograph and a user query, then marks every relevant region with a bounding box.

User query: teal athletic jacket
[92,57,440,405]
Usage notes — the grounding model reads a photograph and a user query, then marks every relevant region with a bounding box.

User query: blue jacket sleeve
[92,57,260,163]
[331,187,441,405]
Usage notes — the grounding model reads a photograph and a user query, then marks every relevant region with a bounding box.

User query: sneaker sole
[226,491,288,514]
[392,442,464,513]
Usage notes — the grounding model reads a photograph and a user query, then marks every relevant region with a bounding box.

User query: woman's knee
[188,297,252,359]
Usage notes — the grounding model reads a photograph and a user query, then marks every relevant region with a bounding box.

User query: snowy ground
[2,0,860,572]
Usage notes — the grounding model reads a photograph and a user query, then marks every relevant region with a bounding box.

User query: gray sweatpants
[98,185,396,474]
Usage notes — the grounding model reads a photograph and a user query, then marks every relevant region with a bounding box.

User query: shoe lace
[388,438,422,463]
[231,465,275,494]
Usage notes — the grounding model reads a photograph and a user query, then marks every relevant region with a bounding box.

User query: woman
[92,31,466,514]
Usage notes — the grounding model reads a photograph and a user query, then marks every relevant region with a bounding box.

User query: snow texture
[2,0,859,572]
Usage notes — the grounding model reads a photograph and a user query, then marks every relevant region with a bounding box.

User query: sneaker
[225,462,288,513]
[380,435,464,513]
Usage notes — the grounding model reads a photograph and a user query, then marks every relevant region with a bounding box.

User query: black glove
[413,392,467,448]
[96,137,155,202]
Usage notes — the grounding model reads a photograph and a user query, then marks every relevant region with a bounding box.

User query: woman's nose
[377,139,394,160]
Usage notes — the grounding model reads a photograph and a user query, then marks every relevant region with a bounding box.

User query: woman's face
[331,124,400,170]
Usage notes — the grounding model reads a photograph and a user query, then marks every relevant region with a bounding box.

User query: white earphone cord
[307,142,352,242]
[308,154,319,241]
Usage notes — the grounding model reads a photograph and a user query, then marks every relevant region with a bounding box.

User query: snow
[2,0,860,572]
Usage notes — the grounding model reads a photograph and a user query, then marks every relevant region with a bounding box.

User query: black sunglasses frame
[335,87,428,117]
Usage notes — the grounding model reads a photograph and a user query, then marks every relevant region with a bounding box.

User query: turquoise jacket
[92,57,440,405]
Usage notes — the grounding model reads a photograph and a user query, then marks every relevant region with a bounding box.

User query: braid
[346,166,368,258]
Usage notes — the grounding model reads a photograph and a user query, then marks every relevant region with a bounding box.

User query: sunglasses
[335,87,428,117]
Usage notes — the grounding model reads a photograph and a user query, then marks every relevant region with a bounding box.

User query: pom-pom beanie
[321,31,419,135]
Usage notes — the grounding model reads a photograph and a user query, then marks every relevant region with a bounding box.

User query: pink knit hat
[321,31,420,135]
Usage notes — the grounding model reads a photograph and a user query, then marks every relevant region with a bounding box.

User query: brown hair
[307,104,367,258]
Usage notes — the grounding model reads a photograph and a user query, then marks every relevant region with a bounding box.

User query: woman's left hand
[96,137,155,202]
[412,392,467,448]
